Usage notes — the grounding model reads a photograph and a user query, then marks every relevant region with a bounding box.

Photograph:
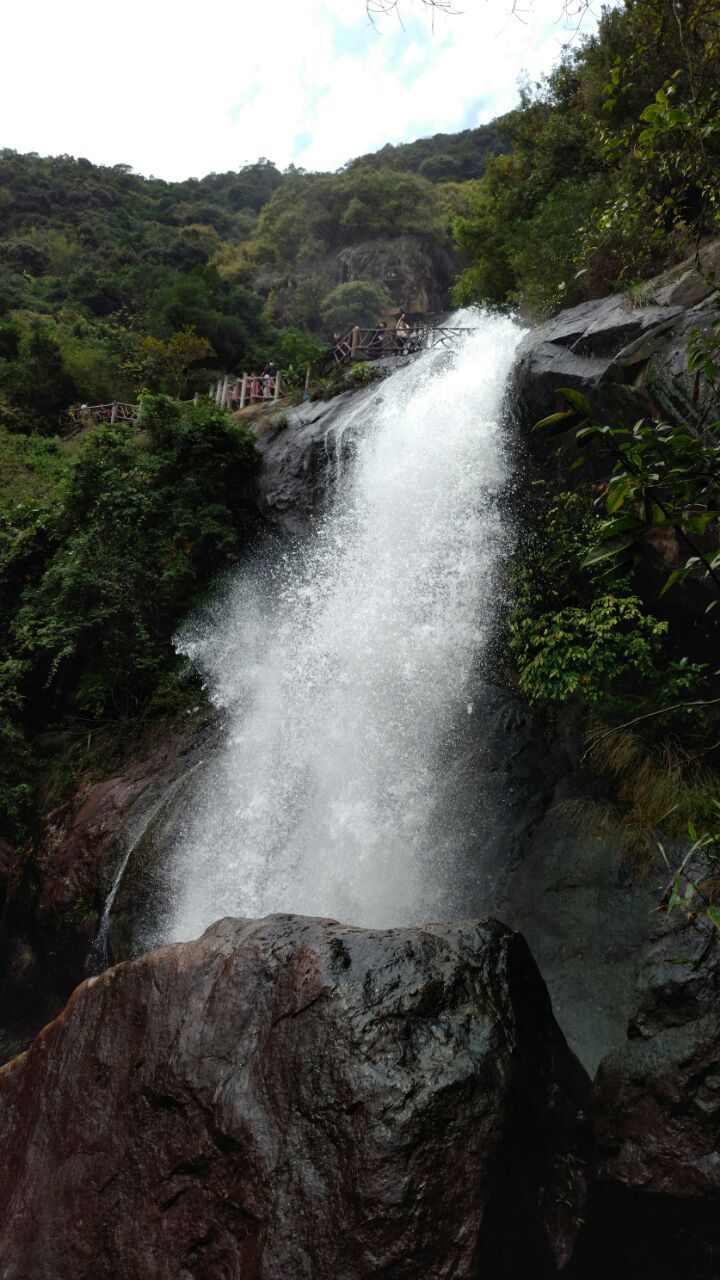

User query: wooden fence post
[240,373,247,409]
[274,371,281,403]
[351,326,360,359]
[110,401,118,424]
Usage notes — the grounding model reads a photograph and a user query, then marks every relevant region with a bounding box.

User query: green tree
[138,327,215,397]
[320,280,393,331]
[1,328,77,423]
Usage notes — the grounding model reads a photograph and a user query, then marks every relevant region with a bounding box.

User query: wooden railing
[332,325,476,364]
[58,372,294,429]
[59,400,138,429]
[209,370,286,409]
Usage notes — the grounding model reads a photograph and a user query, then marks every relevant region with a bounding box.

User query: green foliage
[0,399,257,838]
[512,592,667,705]
[0,151,288,424]
[13,397,256,714]
[137,327,215,397]
[535,387,720,604]
[451,0,720,313]
[347,122,510,183]
[0,328,77,425]
[320,280,393,330]
[277,327,328,369]
[509,480,712,719]
[238,166,450,279]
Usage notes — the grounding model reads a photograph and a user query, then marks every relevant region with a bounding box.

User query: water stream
[156,312,524,943]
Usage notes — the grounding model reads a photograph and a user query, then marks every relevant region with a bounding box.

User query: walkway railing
[59,400,138,429]
[333,325,476,364]
[59,372,294,430]
[209,370,285,410]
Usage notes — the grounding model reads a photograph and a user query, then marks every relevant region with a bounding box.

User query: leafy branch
[535,386,720,607]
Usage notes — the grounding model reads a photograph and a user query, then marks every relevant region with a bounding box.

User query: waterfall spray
[156,313,524,943]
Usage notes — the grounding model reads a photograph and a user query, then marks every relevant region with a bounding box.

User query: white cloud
[0,0,603,180]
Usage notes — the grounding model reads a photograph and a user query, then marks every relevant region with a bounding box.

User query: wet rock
[592,918,720,1201]
[252,391,365,534]
[504,811,656,1076]
[0,709,220,1063]
[0,914,588,1280]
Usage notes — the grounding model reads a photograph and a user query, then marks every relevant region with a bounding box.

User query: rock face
[252,386,377,534]
[504,810,656,1077]
[259,233,456,326]
[336,234,456,315]
[0,914,588,1280]
[559,919,720,1280]
[0,709,219,1064]
[593,919,720,1201]
[513,240,720,430]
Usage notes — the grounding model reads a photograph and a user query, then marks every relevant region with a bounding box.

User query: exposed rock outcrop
[252,387,375,534]
[0,914,588,1280]
[0,708,219,1063]
[513,240,720,431]
[593,918,720,1201]
[259,233,456,326]
[559,918,720,1280]
[336,234,456,315]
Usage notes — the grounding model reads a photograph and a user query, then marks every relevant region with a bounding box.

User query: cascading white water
[160,313,524,942]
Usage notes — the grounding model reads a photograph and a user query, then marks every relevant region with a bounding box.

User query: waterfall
[159,313,524,942]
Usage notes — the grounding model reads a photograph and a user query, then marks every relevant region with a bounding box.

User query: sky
[1,0,603,181]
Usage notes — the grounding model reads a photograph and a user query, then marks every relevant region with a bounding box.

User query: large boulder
[0,914,588,1280]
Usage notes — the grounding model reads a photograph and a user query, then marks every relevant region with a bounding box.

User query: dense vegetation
[0,399,258,839]
[453,0,720,314]
[439,0,720,904]
[0,153,291,424]
[346,119,510,182]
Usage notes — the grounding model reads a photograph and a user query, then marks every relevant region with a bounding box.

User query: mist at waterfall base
[160,314,524,944]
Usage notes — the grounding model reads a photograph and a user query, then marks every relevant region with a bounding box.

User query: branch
[582,697,720,761]
[367,0,458,27]
[367,0,596,21]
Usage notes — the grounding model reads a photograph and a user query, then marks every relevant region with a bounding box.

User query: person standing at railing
[395,313,409,351]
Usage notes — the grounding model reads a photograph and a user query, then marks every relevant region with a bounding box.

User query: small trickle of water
[157,312,524,942]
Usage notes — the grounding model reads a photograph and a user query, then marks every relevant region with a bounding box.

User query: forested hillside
[453,0,720,313]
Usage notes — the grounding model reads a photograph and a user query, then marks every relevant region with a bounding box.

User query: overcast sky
[2,0,602,181]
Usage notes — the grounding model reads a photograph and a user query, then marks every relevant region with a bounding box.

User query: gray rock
[593,917,720,1200]
[0,914,588,1280]
[504,812,656,1075]
[512,243,720,431]
[253,388,377,534]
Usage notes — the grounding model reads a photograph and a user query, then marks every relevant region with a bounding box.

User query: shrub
[320,280,393,331]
